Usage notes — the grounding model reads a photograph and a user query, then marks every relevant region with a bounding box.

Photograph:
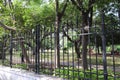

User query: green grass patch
[53,67,120,80]
[12,63,27,69]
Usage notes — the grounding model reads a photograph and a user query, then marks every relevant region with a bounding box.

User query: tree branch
[0,21,16,31]
[62,22,82,43]
[63,29,74,43]
[71,0,83,11]
[58,0,69,21]
[62,24,75,43]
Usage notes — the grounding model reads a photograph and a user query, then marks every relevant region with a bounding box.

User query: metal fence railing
[0,18,120,80]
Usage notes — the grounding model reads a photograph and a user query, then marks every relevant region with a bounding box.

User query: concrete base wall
[0,66,63,80]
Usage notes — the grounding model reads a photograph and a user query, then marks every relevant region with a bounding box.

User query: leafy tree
[62,0,96,70]
[62,0,119,70]
[0,0,45,64]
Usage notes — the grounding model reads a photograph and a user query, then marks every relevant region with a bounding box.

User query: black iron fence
[0,17,120,80]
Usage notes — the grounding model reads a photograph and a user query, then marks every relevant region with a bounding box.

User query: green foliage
[95,0,113,11]
[54,67,118,80]
[82,0,90,10]
[12,64,27,70]
[0,0,55,32]
[0,28,5,37]
[115,45,120,52]
[0,0,119,33]
[40,69,52,75]
[62,2,81,24]
[0,59,10,66]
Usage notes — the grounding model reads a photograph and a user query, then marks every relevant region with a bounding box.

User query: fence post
[35,24,40,73]
[55,0,60,68]
[101,9,108,80]
[10,31,13,68]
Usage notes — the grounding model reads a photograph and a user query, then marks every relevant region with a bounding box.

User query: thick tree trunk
[81,12,89,70]
[81,32,88,70]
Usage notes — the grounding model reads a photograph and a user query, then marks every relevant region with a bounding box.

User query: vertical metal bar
[94,22,99,80]
[111,32,116,80]
[76,16,80,79]
[89,35,92,79]
[38,25,40,73]
[39,26,42,73]
[88,14,92,80]
[101,10,108,80]
[2,37,5,64]
[62,24,65,78]
[35,25,40,73]
[66,21,70,80]
[50,24,53,75]
[21,33,24,63]
[31,29,35,70]
[72,22,75,80]
[39,26,43,73]
[43,26,45,73]
[10,31,13,68]
[47,29,50,75]
[118,1,120,25]
[55,0,60,68]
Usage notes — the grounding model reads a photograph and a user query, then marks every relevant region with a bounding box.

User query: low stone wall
[0,66,64,80]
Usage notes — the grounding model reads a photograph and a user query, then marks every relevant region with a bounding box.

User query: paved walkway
[0,66,65,80]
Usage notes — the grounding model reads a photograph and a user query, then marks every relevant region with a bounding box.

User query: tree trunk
[81,12,89,70]
[20,41,30,64]
[75,41,81,58]
[81,32,88,70]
